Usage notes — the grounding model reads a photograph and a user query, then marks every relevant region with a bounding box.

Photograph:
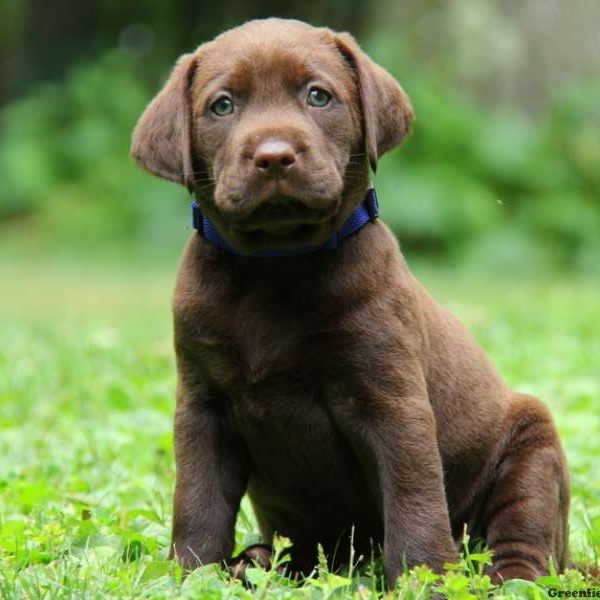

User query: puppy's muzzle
[215,132,341,238]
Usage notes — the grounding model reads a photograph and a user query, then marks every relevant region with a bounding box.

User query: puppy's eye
[307,87,332,108]
[210,96,234,116]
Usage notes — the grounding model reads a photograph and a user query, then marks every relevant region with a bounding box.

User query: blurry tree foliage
[0,0,369,103]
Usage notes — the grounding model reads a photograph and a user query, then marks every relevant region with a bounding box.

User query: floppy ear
[131,53,198,188]
[334,33,414,172]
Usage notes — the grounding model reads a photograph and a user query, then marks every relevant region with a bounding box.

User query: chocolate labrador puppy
[131,18,569,585]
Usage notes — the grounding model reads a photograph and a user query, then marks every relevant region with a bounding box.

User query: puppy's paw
[489,563,539,584]
[227,544,273,581]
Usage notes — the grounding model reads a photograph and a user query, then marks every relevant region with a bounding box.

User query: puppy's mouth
[230,196,338,238]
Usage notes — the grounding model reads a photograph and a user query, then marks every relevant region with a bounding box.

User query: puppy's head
[132,19,413,253]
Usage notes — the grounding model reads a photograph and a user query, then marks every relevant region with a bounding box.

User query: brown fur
[131,18,569,585]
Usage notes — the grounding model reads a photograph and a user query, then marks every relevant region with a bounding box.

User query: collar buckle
[191,200,202,231]
[365,187,380,220]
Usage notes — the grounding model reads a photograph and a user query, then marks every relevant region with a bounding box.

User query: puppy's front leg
[332,384,458,584]
[170,377,249,570]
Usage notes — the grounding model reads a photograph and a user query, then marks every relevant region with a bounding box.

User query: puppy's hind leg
[482,394,569,583]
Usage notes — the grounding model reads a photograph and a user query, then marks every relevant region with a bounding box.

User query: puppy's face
[132,19,413,254]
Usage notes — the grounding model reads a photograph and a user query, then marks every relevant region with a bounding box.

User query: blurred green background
[1,0,599,272]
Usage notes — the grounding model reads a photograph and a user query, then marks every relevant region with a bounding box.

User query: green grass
[0,256,598,598]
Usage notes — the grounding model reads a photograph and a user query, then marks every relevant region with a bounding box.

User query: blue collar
[192,188,379,257]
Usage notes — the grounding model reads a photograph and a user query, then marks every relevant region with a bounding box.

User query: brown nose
[253,139,296,178]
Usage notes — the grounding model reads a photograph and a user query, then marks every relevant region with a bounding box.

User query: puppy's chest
[214,315,355,467]
[198,314,334,388]
[192,306,358,416]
